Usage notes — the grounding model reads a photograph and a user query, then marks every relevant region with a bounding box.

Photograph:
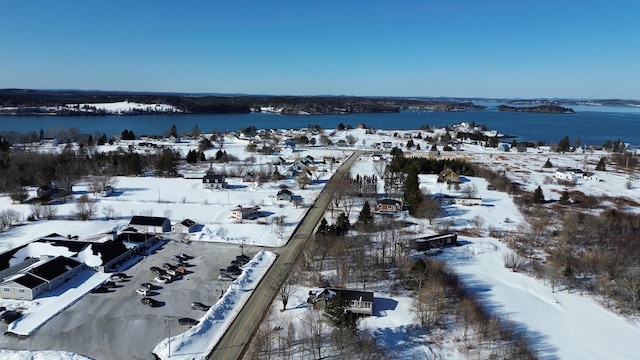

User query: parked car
[226,265,242,276]
[177,253,192,259]
[191,302,210,311]
[178,317,199,326]
[166,269,177,276]
[140,298,159,307]
[230,260,241,267]
[112,272,127,278]
[170,255,182,262]
[91,286,110,293]
[140,282,153,290]
[109,274,124,282]
[0,310,21,324]
[150,266,163,276]
[154,276,170,284]
[102,281,117,288]
[174,267,187,275]
[162,263,175,270]
[136,288,150,296]
[218,273,234,281]
[236,254,251,264]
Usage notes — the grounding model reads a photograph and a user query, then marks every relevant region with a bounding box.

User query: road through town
[209,150,362,360]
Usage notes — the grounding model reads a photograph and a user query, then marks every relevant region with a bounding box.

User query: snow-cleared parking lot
[0,239,255,360]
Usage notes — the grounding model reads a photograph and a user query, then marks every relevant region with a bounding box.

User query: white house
[454,197,482,206]
[230,206,260,222]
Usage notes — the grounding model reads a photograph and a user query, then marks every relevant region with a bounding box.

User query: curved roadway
[209,150,362,360]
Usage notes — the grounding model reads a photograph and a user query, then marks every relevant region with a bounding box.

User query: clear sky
[1,1,639,99]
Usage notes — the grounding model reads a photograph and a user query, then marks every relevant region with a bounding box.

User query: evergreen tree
[169,124,178,138]
[596,157,606,171]
[155,148,178,176]
[533,186,545,204]
[557,136,571,152]
[403,165,422,215]
[559,191,570,205]
[316,217,331,237]
[356,201,374,229]
[334,212,350,236]
[97,133,107,145]
[543,158,553,168]
[186,150,198,164]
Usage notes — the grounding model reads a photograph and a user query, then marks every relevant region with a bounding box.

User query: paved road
[209,151,362,360]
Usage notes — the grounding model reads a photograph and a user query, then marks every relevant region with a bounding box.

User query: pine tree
[533,186,545,204]
[596,157,606,171]
[559,191,570,205]
[334,213,350,236]
[403,165,422,215]
[356,201,374,229]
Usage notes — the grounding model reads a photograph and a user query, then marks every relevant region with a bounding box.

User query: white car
[218,273,234,281]
[136,288,150,296]
[154,276,170,284]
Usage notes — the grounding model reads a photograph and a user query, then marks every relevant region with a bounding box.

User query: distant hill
[0,89,488,115]
[497,104,575,114]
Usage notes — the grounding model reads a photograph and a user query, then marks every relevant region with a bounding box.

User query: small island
[497,104,575,114]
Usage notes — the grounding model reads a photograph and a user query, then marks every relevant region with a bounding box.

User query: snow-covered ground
[1,123,639,359]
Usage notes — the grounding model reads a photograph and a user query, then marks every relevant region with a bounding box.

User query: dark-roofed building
[89,239,135,272]
[0,245,39,282]
[376,198,403,212]
[128,216,171,233]
[1,256,84,300]
[276,188,293,201]
[203,174,227,189]
[308,287,374,316]
[117,231,156,256]
[28,256,83,291]
[1,273,48,300]
[174,219,198,234]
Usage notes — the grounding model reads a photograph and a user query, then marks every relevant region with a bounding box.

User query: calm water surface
[1,104,639,147]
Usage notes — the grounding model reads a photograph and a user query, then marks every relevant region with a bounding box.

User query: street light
[164,317,173,357]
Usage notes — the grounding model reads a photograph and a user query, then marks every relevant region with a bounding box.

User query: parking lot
[0,238,259,360]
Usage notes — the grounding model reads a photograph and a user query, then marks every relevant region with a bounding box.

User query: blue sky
[1,1,639,99]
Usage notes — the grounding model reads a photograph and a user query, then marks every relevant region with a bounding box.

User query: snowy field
[1,123,639,359]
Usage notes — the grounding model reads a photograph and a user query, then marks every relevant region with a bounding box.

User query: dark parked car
[191,302,210,311]
[0,311,21,324]
[178,317,199,326]
[226,265,242,276]
[150,267,165,276]
[230,260,241,267]
[177,253,192,259]
[102,281,117,288]
[91,286,110,293]
[162,263,175,270]
[141,298,159,307]
[140,282,153,290]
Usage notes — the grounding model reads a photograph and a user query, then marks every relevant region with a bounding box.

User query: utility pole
[164,317,172,357]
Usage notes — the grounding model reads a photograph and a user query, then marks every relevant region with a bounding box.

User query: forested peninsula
[497,104,575,114]
[0,89,485,116]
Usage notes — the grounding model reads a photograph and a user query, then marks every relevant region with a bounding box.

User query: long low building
[1,256,84,300]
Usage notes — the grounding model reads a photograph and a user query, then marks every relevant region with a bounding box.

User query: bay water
[1,104,639,148]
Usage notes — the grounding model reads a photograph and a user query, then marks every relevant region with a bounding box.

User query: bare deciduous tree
[215,226,228,241]
[41,204,58,220]
[0,209,22,231]
[75,194,97,221]
[102,205,115,220]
